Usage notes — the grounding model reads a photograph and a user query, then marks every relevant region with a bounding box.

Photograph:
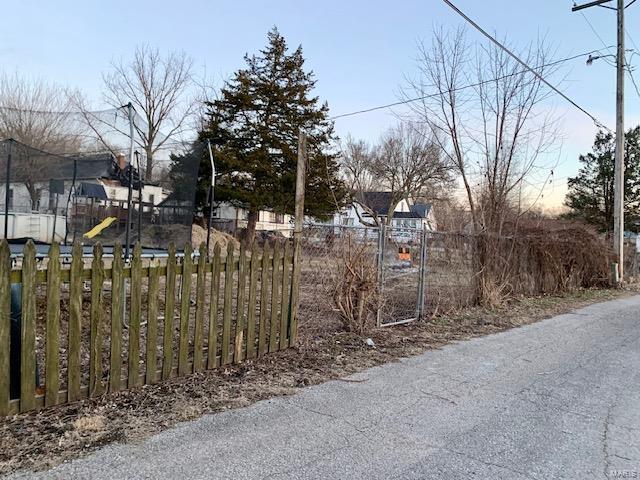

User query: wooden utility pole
[288,131,306,346]
[572,0,625,283]
[614,0,625,283]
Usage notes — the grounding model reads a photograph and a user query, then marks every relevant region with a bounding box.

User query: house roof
[77,182,108,200]
[410,203,432,218]
[393,211,421,219]
[355,191,394,215]
[354,192,432,219]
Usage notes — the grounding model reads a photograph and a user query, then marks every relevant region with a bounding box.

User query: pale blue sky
[1,0,639,208]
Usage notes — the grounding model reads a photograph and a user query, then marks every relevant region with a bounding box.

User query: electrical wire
[441,0,612,132]
[580,9,616,57]
[628,67,640,97]
[330,47,614,121]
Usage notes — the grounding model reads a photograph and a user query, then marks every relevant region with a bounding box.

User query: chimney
[116,153,127,171]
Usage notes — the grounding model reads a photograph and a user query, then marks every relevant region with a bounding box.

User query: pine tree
[199,27,345,241]
[564,127,640,233]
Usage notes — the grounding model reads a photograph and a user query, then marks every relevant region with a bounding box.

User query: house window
[275,213,284,224]
[149,194,155,206]
[7,189,13,209]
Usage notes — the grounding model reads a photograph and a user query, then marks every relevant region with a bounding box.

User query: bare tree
[102,44,195,179]
[342,123,452,226]
[0,72,79,152]
[0,72,82,209]
[403,27,559,235]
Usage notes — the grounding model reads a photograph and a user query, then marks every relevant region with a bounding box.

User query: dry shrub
[332,235,379,335]
[476,219,611,305]
[73,415,106,433]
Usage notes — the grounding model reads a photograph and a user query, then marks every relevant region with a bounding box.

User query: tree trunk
[145,146,154,181]
[243,208,259,245]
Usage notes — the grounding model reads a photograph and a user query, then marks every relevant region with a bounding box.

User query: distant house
[211,202,293,236]
[329,191,436,232]
[0,144,169,242]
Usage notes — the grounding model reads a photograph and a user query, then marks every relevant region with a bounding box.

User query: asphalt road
[11,296,640,480]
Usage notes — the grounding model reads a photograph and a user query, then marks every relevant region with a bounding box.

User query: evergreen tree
[199,27,345,241]
[563,127,640,233]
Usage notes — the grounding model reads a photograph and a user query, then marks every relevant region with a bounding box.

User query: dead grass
[0,286,635,476]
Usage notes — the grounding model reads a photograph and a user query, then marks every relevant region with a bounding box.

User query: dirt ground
[0,287,634,476]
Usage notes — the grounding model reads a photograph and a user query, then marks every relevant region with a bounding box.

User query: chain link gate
[377,225,428,327]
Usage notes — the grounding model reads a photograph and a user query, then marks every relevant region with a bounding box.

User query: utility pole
[614,0,625,283]
[572,0,624,283]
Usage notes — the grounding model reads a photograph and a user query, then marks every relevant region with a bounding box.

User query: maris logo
[610,470,638,479]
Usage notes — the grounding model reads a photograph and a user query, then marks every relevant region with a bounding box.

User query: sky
[1,0,639,210]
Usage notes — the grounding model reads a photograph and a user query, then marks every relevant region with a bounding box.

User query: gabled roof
[77,182,108,200]
[410,203,432,218]
[354,191,394,215]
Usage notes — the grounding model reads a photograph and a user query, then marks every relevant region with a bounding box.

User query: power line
[580,9,615,56]
[441,0,612,132]
[628,67,640,97]
[0,105,123,116]
[330,47,613,121]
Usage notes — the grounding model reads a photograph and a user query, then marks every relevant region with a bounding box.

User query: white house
[329,191,437,232]
[211,202,293,236]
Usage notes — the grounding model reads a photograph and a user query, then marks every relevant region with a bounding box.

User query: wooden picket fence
[0,238,300,415]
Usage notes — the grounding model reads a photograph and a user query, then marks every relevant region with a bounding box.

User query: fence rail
[0,238,297,416]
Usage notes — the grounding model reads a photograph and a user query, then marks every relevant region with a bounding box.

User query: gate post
[376,223,386,327]
[417,226,428,320]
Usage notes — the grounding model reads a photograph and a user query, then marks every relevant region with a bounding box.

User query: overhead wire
[329,46,614,121]
[440,0,612,132]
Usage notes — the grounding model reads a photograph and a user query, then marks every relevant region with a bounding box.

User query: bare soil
[0,287,634,476]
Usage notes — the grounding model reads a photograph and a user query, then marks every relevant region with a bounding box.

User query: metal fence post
[376,223,386,327]
[417,226,428,320]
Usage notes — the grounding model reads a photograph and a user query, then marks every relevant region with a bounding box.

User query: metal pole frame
[135,150,143,243]
[124,102,135,261]
[376,223,386,327]
[4,139,12,240]
[417,226,429,320]
[206,139,216,260]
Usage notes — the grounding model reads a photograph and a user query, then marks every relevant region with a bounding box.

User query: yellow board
[83,217,117,239]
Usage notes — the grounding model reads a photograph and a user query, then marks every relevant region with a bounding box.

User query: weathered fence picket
[20,241,36,412]
[0,238,297,416]
[269,241,282,353]
[221,243,234,365]
[246,243,259,359]
[207,243,221,369]
[68,241,83,402]
[162,244,177,381]
[193,244,206,372]
[109,243,123,393]
[0,242,9,415]
[279,241,291,350]
[45,243,61,406]
[178,244,192,376]
[234,243,247,364]
[258,241,271,356]
[89,243,104,397]
[128,243,142,388]
[146,261,159,384]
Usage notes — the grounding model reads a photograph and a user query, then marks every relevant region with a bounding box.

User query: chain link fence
[283,224,475,336]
